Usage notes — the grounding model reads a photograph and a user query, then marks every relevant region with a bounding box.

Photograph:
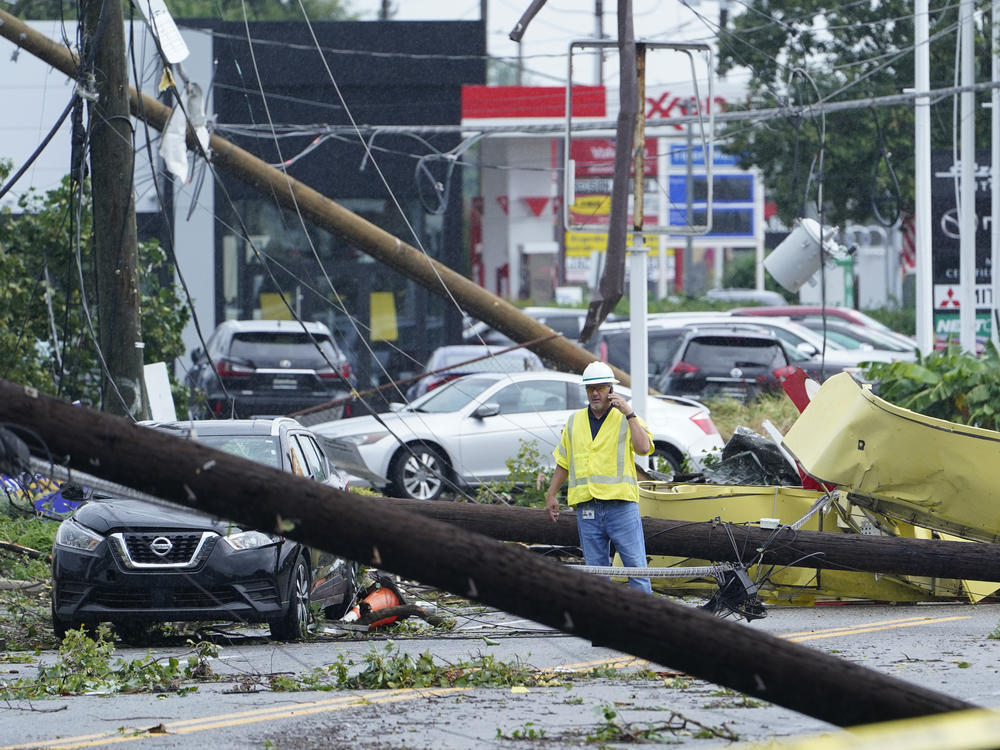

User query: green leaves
[475,439,550,507]
[0,172,189,407]
[864,343,1000,430]
[1,626,219,699]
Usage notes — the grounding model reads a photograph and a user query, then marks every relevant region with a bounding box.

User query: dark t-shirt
[588,407,610,440]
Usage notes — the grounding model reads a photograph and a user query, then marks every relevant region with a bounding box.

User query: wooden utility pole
[0,378,973,727]
[80,0,146,419]
[376,496,1000,583]
[0,10,622,386]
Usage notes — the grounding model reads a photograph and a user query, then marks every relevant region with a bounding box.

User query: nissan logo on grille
[150,536,174,557]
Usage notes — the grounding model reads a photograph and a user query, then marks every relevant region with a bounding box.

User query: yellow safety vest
[553,407,653,506]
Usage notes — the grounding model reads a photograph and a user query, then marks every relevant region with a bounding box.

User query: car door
[289,432,354,610]
[456,379,576,482]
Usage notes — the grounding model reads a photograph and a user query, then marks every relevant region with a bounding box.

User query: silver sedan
[313,371,724,501]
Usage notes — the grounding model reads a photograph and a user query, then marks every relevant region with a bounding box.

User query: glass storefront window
[217,197,456,392]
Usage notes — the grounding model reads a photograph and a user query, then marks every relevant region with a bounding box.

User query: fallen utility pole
[376,496,1000,583]
[0,378,973,727]
[0,11,627,386]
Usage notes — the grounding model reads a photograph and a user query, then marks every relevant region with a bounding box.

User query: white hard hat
[581,361,619,386]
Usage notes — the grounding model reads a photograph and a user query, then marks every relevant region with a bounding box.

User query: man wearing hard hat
[544,361,654,593]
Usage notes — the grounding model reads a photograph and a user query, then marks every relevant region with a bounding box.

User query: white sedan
[313,371,724,501]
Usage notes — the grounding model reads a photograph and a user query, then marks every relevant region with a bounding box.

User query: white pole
[959,0,977,354]
[754,167,765,290]
[628,237,649,469]
[914,0,934,355]
[594,0,603,85]
[992,0,1000,351]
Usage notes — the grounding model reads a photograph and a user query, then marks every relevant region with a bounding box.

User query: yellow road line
[546,656,648,673]
[785,615,970,642]
[0,687,465,750]
[780,616,928,638]
[4,614,975,748]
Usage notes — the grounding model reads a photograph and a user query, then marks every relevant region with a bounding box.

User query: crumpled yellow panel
[782,372,1000,544]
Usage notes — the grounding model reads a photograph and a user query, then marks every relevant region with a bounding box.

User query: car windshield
[196,435,281,468]
[408,376,498,413]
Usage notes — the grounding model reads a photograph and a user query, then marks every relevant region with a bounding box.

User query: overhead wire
[60,0,140,418]
[124,5,234,420]
[13,1,976,476]
[214,3,498,503]
[281,4,578,481]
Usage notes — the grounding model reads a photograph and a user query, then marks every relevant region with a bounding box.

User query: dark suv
[654,327,798,402]
[51,418,358,642]
[588,319,694,379]
[186,320,353,419]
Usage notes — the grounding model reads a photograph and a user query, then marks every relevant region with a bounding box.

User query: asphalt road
[3,598,1000,749]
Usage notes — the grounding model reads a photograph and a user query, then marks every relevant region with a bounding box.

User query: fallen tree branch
[0,540,46,559]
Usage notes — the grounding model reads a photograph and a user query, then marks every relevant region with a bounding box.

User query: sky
[345,0,732,89]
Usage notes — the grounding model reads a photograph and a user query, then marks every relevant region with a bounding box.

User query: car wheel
[269,553,311,642]
[51,601,86,641]
[390,445,448,501]
[651,446,682,479]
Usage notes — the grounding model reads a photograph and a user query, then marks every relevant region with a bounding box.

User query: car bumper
[52,541,290,624]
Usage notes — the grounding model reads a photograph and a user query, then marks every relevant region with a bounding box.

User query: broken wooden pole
[0,378,973,727]
[375,497,1000,583]
[0,10,624,384]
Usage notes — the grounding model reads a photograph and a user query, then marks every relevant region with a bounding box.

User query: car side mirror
[797,342,818,357]
[473,402,500,419]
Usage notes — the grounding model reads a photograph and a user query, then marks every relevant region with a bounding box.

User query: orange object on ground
[342,575,405,628]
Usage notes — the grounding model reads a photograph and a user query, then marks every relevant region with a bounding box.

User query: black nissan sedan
[50,418,358,642]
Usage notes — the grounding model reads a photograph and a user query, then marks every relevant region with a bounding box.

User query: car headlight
[221,530,278,550]
[342,431,390,446]
[54,519,103,552]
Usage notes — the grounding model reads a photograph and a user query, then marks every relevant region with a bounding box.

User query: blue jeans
[575,499,652,594]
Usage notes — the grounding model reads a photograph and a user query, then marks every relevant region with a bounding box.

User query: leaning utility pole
[0,9,616,387]
[80,0,147,419]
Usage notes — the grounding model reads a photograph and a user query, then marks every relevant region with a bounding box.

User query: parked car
[51,418,358,642]
[406,344,545,400]
[655,326,813,402]
[589,314,859,382]
[186,319,353,419]
[314,371,724,501]
[796,318,918,360]
[718,315,907,367]
[728,305,917,351]
[701,288,788,306]
[463,307,620,346]
[588,318,694,378]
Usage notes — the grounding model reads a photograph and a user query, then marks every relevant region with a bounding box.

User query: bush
[864,343,1000,430]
